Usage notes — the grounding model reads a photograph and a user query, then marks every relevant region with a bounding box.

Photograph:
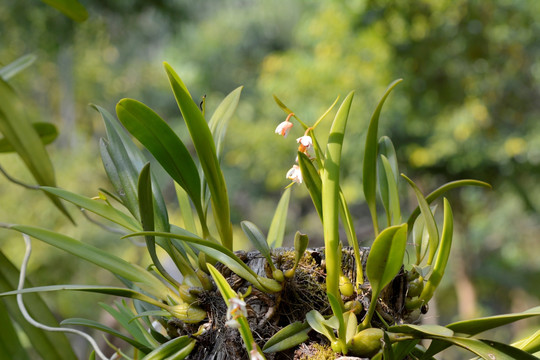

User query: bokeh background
[1,0,539,357]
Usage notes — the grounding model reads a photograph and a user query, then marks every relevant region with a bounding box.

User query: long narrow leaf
[262,321,310,353]
[402,174,439,266]
[420,198,453,303]
[208,86,243,158]
[164,62,232,249]
[40,0,88,22]
[363,79,402,235]
[0,122,57,152]
[298,151,323,220]
[322,91,354,301]
[116,98,205,232]
[267,187,291,249]
[60,317,152,353]
[41,186,141,232]
[5,224,171,300]
[406,179,491,230]
[0,79,72,221]
[125,231,282,293]
[241,221,276,272]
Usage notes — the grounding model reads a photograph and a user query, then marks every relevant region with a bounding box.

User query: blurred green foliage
[1,0,539,351]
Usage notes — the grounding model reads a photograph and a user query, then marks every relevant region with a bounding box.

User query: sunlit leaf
[513,330,540,354]
[402,174,438,266]
[164,62,232,249]
[209,86,243,158]
[406,179,491,231]
[363,223,407,327]
[267,187,291,249]
[363,79,402,235]
[306,310,336,342]
[389,324,454,338]
[420,198,453,303]
[142,336,194,360]
[379,154,401,226]
[262,321,310,353]
[322,91,354,301]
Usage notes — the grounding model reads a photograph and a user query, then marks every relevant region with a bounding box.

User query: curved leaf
[60,317,152,353]
[116,98,204,230]
[6,224,170,300]
[0,79,72,221]
[0,54,36,81]
[142,336,194,360]
[164,62,232,249]
[41,186,141,232]
[406,179,491,231]
[241,221,274,270]
[402,174,438,266]
[267,187,291,249]
[298,151,323,220]
[263,321,310,353]
[363,79,403,235]
[209,86,243,158]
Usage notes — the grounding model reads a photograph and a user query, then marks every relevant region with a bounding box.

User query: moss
[294,343,336,360]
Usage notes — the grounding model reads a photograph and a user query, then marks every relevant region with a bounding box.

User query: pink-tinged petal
[286,165,303,184]
[275,121,293,137]
[296,135,313,148]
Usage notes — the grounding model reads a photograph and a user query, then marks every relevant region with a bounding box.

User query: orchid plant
[1,59,540,360]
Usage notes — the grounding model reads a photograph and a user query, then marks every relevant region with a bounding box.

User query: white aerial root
[17,234,113,360]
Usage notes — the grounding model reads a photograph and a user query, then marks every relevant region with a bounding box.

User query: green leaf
[207,264,258,356]
[94,104,170,233]
[101,301,158,349]
[209,86,243,159]
[138,163,177,286]
[419,198,453,303]
[402,174,439,266]
[0,285,164,309]
[406,179,491,231]
[327,292,346,343]
[345,311,358,344]
[241,221,274,268]
[0,251,77,360]
[379,154,401,226]
[142,336,194,360]
[116,98,204,231]
[41,186,141,232]
[0,292,30,359]
[6,224,171,300]
[0,78,72,221]
[298,151,323,220]
[363,223,408,327]
[388,324,454,338]
[306,310,337,342]
[0,54,36,81]
[363,79,402,235]
[446,306,540,336]
[267,187,291,248]
[40,0,88,22]
[99,137,140,220]
[164,62,233,249]
[437,337,538,360]
[125,231,282,293]
[0,122,57,153]
[60,317,152,353]
[513,330,540,354]
[262,321,311,353]
[322,91,354,303]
